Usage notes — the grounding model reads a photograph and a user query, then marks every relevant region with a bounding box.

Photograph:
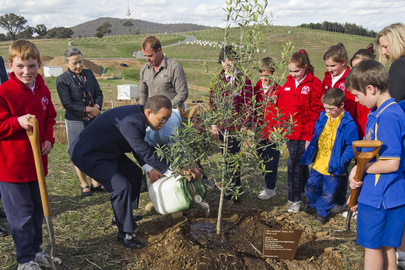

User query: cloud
[139,0,169,7]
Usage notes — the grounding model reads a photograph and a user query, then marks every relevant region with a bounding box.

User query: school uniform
[357,99,405,249]
[209,69,253,194]
[302,110,358,217]
[254,80,282,190]
[323,67,371,207]
[0,73,56,264]
[323,67,371,139]
[278,72,324,202]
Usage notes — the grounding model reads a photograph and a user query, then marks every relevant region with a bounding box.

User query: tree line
[0,13,141,41]
[299,21,377,37]
[0,13,74,41]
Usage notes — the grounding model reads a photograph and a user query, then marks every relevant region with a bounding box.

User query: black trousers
[286,140,309,202]
[90,155,142,233]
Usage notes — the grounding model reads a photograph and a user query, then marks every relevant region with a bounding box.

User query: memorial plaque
[262,228,302,259]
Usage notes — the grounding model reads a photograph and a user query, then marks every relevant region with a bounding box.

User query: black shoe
[0,208,6,218]
[81,186,92,196]
[315,215,326,225]
[117,231,145,249]
[0,225,8,237]
[111,215,143,226]
[303,205,316,215]
[90,184,106,192]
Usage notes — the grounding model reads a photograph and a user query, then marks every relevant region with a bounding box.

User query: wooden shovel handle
[348,140,382,208]
[26,117,51,217]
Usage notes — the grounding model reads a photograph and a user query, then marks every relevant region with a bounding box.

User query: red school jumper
[278,72,324,142]
[254,80,282,140]
[323,67,371,139]
[0,72,56,183]
[209,69,253,131]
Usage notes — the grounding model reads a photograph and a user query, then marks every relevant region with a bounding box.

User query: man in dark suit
[68,95,172,249]
[0,55,8,237]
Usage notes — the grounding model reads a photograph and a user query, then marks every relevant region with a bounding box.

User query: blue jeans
[305,169,345,217]
[257,140,280,190]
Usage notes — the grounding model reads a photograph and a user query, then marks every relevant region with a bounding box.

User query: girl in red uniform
[322,43,372,213]
[278,49,323,213]
[323,43,371,139]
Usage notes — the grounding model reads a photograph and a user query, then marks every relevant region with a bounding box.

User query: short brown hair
[144,95,172,113]
[218,45,237,63]
[9,39,40,65]
[142,36,162,51]
[345,60,389,94]
[321,87,346,107]
[259,57,276,73]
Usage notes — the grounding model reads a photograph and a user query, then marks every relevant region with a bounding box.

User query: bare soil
[125,192,362,270]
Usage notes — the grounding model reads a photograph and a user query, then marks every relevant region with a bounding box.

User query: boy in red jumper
[254,57,282,200]
[0,40,56,270]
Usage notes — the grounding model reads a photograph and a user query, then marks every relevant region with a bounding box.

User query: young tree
[0,13,27,40]
[157,0,294,235]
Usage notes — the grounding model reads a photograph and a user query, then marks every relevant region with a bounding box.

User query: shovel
[335,140,382,237]
[26,117,62,269]
[348,140,382,209]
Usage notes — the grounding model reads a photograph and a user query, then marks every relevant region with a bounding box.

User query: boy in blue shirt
[346,60,405,270]
[302,87,358,224]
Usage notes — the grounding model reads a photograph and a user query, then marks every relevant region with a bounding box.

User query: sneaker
[35,251,51,268]
[287,201,302,214]
[117,231,146,249]
[257,186,276,200]
[203,178,215,190]
[17,260,42,270]
[315,214,327,225]
[398,255,405,269]
[330,204,343,214]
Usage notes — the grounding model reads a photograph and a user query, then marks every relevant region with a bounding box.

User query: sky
[1,0,404,35]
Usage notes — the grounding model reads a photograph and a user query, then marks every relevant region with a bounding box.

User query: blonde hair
[179,103,211,119]
[375,22,405,64]
[9,39,41,65]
